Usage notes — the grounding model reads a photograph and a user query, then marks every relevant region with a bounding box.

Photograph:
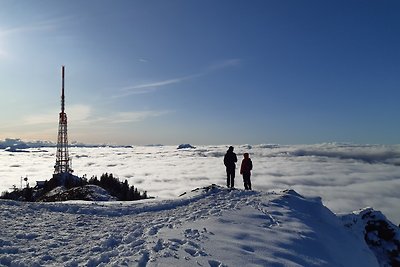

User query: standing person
[224,146,237,188]
[240,153,253,190]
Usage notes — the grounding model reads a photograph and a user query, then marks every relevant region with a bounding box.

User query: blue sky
[0,0,399,145]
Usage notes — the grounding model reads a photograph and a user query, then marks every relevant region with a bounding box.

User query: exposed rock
[38,185,116,202]
[341,207,400,267]
[177,144,196,149]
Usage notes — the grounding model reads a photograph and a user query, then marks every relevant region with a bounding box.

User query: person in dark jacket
[224,146,237,188]
[240,153,253,190]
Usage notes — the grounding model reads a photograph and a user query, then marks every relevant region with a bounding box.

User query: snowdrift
[1,186,398,266]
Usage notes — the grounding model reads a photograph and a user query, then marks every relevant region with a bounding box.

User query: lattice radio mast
[54,66,72,174]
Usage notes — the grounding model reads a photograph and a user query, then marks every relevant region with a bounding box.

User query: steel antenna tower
[54,66,72,174]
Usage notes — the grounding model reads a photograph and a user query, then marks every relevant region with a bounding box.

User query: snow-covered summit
[1,186,394,266]
[38,185,117,202]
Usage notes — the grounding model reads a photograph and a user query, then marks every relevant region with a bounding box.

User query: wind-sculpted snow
[0,143,399,224]
[0,187,381,266]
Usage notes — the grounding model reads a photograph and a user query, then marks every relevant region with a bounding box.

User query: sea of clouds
[0,143,399,224]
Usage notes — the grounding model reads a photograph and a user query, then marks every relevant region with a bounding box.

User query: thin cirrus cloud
[0,17,72,59]
[0,22,53,36]
[23,105,168,126]
[23,105,92,126]
[89,110,171,124]
[0,48,7,58]
[0,17,71,36]
[113,74,200,98]
[208,58,241,71]
[113,59,241,98]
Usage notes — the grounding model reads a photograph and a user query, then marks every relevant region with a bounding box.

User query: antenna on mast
[61,65,65,114]
[54,65,72,175]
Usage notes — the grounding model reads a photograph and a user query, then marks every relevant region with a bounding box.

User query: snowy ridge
[0,138,130,150]
[0,186,386,267]
[341,208,400,266]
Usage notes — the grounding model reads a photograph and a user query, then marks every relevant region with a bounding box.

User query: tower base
[52,173,82,188]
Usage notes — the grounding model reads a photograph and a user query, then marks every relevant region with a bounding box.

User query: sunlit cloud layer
[0,143,399,224]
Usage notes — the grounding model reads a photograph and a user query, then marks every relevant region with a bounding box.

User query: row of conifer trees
[0,173,148,202]
[88,173,148,201]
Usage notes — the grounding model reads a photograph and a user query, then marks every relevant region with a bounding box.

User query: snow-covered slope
[341,208,400,267]
[0,186,386,266]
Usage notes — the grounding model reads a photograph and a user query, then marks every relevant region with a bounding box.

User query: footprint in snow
[147,225,162,236]
[184,247,198,257]
[240,245,255,253]
[153,239,165,252]
[183,228,201,239]
[208,259,227,267]
[184,246,208,257]
[168,238,186,245]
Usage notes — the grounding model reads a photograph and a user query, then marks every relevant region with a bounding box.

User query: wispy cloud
[0,16,72,58]
[113,58,241,98]
[23,105,168,126]
[79,110,170,125]
[0,17,70,36]
[208,58,241,71]
[123,77,188,91]
[0,48,8,58]
[97,110,171,124]
[113,75,200,98]
[23,105,92,125]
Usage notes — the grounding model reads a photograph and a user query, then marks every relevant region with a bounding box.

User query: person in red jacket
[240,153,253,190]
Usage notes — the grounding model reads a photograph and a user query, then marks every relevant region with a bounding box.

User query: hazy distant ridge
[0,138,132,149]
